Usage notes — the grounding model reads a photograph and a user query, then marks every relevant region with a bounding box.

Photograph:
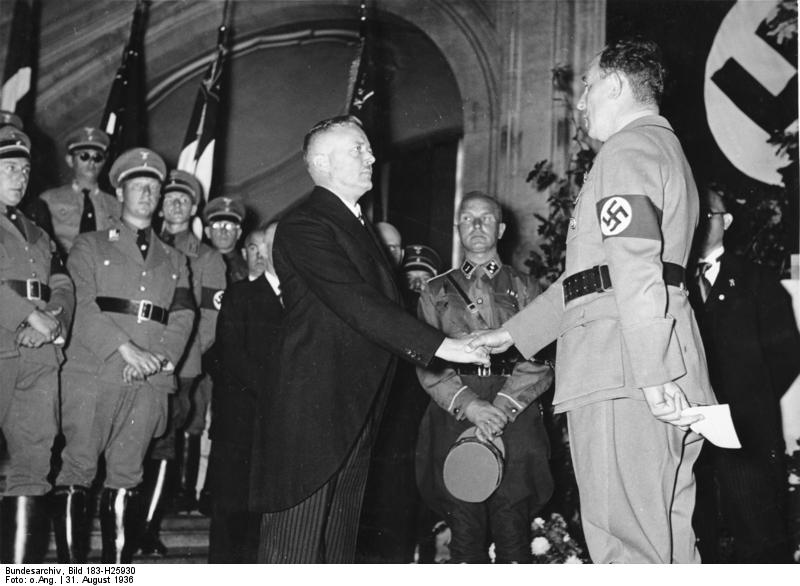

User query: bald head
[376,222,403,267]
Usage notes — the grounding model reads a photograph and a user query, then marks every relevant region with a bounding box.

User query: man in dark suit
[208,223,283,563]
[253,115,488,563]
[690,187,800,563]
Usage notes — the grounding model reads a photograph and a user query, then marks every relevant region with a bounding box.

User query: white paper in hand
[682,404,741,449]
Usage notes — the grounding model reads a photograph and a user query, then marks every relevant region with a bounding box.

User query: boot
[51,486,90,563]
[139,460,169,555]
[99,487,142,563]
[175,433,201,513]
[0,495,50,563]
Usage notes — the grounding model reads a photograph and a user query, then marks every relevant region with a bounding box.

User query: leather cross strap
[3,279,51,302]
[95,296,169,325]
[563,261,686,304]
[445,273,489,328]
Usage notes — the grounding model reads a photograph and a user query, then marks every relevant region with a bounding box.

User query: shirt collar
[699,245,724,265]
[460,257,502,280]
[72,181,98,196]
[330,192,362,220]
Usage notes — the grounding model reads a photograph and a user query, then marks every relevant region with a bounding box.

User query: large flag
[345,0,387,219]
[177,7,231,207]
[345,1,377,137]
[100,0,148,168]
[1,0,37,123]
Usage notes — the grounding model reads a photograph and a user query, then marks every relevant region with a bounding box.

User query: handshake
[17,307,65,348]
[434,327,515,366]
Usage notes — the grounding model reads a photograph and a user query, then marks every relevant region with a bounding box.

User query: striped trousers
[258,415,377,563]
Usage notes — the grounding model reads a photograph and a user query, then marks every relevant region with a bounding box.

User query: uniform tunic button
[29,258,34,262]
[141,271,147,276]
[476,298,483,304]
[140,286,146,292]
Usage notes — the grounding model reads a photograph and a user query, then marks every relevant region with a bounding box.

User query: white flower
[532,517,546,529]
[565,554,583,564]
[488,543,496,562]
[531,536,551,555]
[788,472,800,486]
[562,534,571,543]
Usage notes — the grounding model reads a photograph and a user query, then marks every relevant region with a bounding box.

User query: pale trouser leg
[567,398,703,563]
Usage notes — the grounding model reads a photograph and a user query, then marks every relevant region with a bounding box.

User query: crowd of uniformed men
[0,115,263,563]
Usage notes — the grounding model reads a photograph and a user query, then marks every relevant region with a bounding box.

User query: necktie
[5,206,27,240]
[136,229,150,260]
[79,189,96,233]
[697,261,712,303]
[161,231,176,247]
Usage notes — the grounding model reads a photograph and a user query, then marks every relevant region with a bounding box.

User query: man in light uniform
[54,148,194,563]
[470,38,715,563]
[0,126,75,563]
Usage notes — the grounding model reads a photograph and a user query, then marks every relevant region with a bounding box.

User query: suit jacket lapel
[313,188,396,286]
[704,253,737,311]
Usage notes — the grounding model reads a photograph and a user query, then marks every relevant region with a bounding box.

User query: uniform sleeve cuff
[623,317,687,387]
[449,386,479,420]
[493,392,524,421]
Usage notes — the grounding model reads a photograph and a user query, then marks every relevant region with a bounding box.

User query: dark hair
[302,115,364,159]
[459,190,503,223]
[599,37,665,106]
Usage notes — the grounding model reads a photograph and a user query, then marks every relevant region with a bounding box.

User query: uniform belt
[96,296,169,325]
[563,262,685,304]
[454,363,516,377]
[4,279,51,302]
[450,348,523,377]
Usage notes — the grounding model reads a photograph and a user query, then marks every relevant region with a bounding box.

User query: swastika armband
[169,286,196,312]
[596,195,662,240]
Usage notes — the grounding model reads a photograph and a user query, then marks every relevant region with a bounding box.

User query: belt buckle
[137,300,154,323]
[26,279,41,301]
[477,364,491,377]
[596,265,612,292]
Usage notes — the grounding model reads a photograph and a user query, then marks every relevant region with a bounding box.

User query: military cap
[66,127,110,153]
[108,148,167,189]
[203,196,245,224]
[163,169,203,205]
[0,110,23,130]
[402,244,441,276]
[0,125,31,159]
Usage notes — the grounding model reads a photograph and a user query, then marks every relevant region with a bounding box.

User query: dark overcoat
[252,186,444,512]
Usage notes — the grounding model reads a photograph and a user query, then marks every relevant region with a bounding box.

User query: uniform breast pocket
[51,203,78,221]
[555,317,624,400]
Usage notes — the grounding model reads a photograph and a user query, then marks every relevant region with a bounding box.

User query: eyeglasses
[76,152,105,163]
[703,211,726,220]
[210,221,239,232]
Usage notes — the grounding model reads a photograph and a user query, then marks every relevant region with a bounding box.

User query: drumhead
[443,427,505,503]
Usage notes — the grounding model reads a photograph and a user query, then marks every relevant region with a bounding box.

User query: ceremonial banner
[1,0,37,122]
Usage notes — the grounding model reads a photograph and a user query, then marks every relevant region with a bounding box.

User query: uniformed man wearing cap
[52,148,195,563]
[185,195,248,514]
[402,244,441,302]
[415,191,553,563]
[0,126,75,563]
[34,127,119,255]
[137,169,226,555]
[203,195,248,284]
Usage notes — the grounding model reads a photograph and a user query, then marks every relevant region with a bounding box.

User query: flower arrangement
[530,513,589,564]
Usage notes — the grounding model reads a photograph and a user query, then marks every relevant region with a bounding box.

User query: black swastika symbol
[602,200,629,232]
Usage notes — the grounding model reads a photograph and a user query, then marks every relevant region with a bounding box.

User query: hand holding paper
[681,404,741,449]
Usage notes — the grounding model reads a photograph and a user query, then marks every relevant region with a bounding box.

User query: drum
[442,426,505,503]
